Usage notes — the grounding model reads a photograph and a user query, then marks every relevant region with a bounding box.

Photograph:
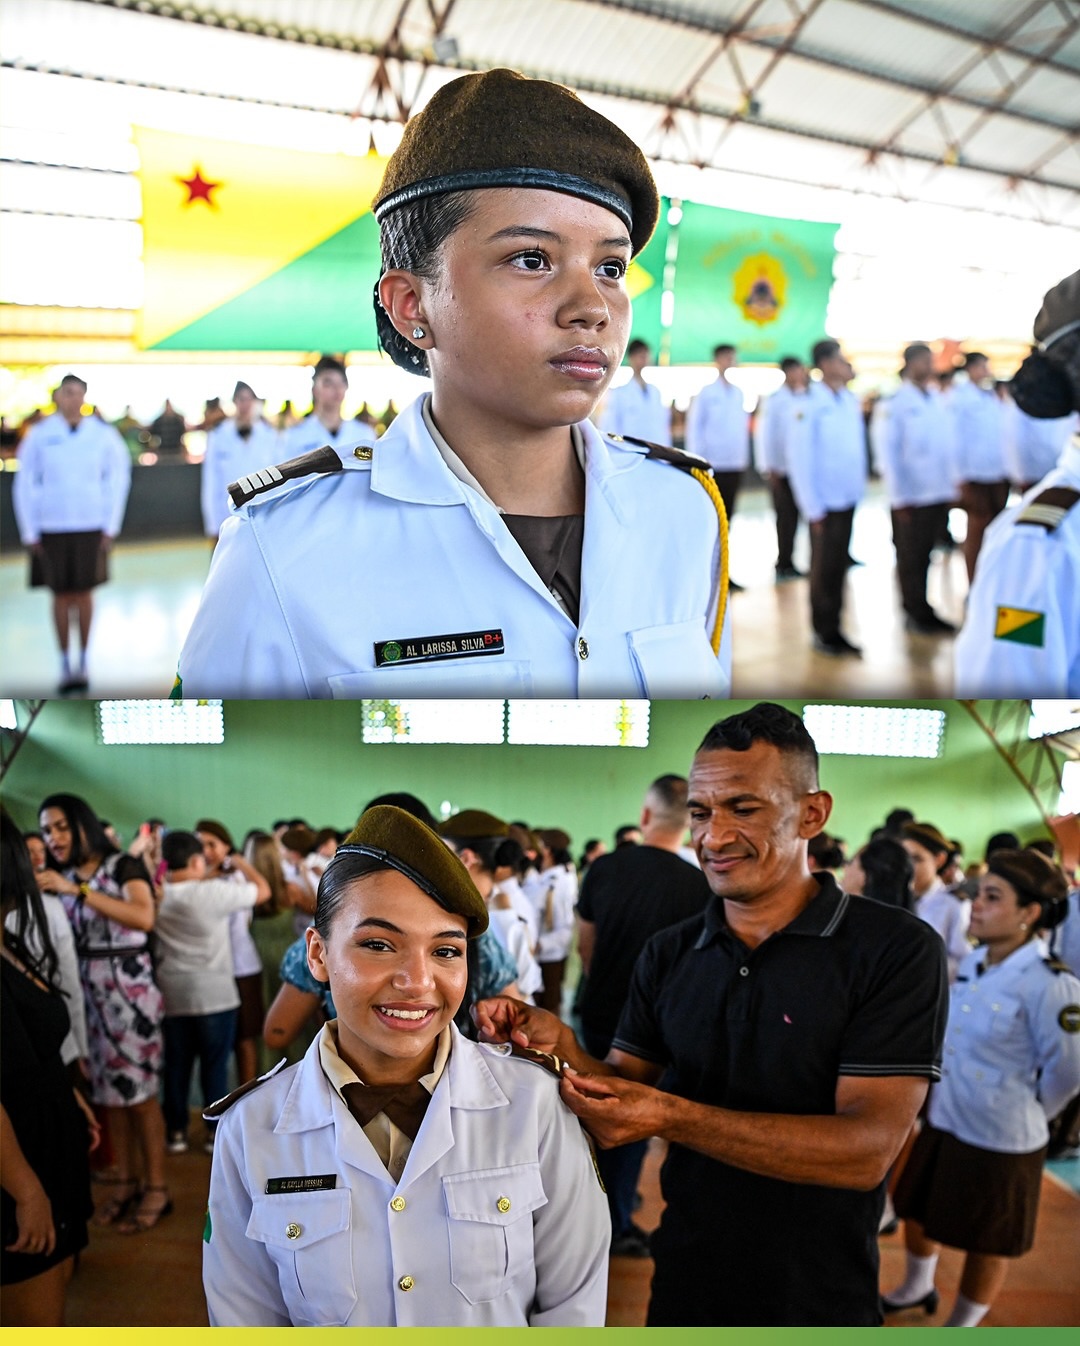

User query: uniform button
[398,1275,415,1292]
[577,637,589,660]
[947,1046,955,1054]
[496,1196,511,1214]
[354,445,373,461]
[390,1196,406,1212]
[285,1223,301,1240]
[961,1004,971,1012]
[974,1070,983,1080]
[991,1003,1001,1011]
[739,966,749,977]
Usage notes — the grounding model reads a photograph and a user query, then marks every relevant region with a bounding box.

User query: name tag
[374,629,505,666]
[265,1175,338,1194]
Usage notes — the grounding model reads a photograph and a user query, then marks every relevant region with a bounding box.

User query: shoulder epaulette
[203,1058,288,1119]
[1043,956,1075,976]
[608,433,712,475]
[1016,486,1080,532]
[228,444,343,508]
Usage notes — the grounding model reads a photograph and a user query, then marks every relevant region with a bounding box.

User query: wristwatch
[75,882,91,905]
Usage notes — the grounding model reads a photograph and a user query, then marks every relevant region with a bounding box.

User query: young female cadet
[202,806,609,1327]
[175,67,730,700]
[884,849,1080,1327]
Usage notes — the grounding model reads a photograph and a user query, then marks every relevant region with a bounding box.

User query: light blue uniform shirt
[928,939,1080,1152]
[685,378,749,471]
[787,382,866,523]
[283,413,377,463]
[176,396,729,699]
[871,381,958,508]
[955,436,1080,697]
[755,383,808,475]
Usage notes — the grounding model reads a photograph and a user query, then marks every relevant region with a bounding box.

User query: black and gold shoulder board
[1044,957,1076,976]
[608,433,712,475]
[203,1058,288,1119]
[228,444,344,508]
[1016,486,1080,532]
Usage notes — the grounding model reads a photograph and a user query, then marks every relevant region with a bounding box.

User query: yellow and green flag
[667,203,838,364]
[994,606,1045,647]
[134,127,387,351]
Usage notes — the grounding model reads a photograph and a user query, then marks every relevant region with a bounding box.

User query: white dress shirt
[685,378,750,471]
[13,412,132,542]
[599,375,672,445]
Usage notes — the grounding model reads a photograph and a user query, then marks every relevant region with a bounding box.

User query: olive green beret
[1033,269,1080,348]
[437,809,509,840]
[338,805,488,936]
[374,67,659,256]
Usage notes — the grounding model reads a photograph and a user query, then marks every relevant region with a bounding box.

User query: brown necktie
[339,1081,431,1140]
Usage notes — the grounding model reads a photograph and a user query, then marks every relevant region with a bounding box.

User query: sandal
[92,1177,140,1227]
[117,1184,173,1235]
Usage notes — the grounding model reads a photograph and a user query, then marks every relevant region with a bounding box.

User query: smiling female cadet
[884,849,1080,1327]
[175,68,730,700]
[201,806,609,1327]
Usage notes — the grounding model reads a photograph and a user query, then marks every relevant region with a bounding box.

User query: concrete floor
[0,483,969,700]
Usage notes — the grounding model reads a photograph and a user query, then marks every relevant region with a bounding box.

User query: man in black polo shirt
[577,773,710,1256]
[475,702,948,1326]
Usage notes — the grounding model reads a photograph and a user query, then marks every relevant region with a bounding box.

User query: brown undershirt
[501,513,585,624]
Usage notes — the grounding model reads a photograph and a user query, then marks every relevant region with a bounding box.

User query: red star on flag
[177,166,221,206]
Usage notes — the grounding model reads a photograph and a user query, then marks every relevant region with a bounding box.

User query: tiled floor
[64,1126,1080,1327]
[0,483,969,699]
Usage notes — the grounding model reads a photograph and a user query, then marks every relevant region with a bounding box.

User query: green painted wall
[1,699,1052,862]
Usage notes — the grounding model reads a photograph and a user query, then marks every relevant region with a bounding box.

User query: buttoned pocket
[247,1188,356,1325]
[327,660,533,698]
[443,1163,547,1304]
[628,620,726,698]
[987,995,1024,1038]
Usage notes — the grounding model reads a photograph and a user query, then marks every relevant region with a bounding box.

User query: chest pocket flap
[628,619,725,698]
[443,1163,546,1304]
[246,1187,351,1250]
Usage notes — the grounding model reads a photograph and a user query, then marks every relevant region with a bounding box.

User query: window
[1028,700,1080,741]
[0,701,16,731]
[97,700,224,745]
[507,701,650,747]
[802,704,945,758]
[359,701,650,747]
[360,701,505,745]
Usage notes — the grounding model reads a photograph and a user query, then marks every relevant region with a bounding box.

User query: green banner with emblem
[666,202,838,364]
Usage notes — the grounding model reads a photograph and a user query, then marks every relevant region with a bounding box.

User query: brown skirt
[894,1121,1046,1257]
[31,530,107,591]
[234,972,264,1042]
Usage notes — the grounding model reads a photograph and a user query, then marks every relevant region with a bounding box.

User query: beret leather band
[335,842,450,911]
[374,166,633,237]
[1038,317,1080,351]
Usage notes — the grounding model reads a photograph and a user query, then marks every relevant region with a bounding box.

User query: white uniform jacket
[929,940,1080,1153]
[786,382,866,524]
[525,864,579,964]
[915,881,972,984]
[283,413,377,463]
[13,412,131,543]
[948,380,1007,483]
[871,382,958,508]
[755,383,808,476]
[685,378,750,471]
[1004,403,1078,485]
[599,376,672,446]
[201,418,281,536]
[202,1028,610,1326]
[955,436,1080,697]
[177,396,729,699]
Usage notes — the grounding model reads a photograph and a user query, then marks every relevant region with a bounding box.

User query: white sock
[945,1293,990,1327]
[887,1251,938,1303]
[879,1191,896,1231]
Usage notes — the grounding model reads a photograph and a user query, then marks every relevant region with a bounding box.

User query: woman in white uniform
[175,67,729,701]
[884,849,1080,1327]
[202,806,609,1327]
[902,822,972,981]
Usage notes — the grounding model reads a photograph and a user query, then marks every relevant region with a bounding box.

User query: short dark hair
[697,702,819,790]
[441,832,523,875]
[627,338,651,358]
[779,356,803,372]
[808,831,844,870]
[858,837,914,911]
[363,793,436,828]
[713,343,736,359]
[313,355,348,383]
[884,808,915,836]
[986,830,1020,859]
[374,191,476,376]
[614,824,641,845]
[963,351,988,368]
[1024,837,1056,859]
[59,373,87,391]
[162,830,204,870]
[811,339,840,368]
[903,342,932,366]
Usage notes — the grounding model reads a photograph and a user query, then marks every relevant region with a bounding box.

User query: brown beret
[902,821,951,857]
[1033,269,1080,348]
[374,68,658,256]
[281,824,318,856]
[436,810,509,840]
[537,827,571,852]
[339,805,488,935]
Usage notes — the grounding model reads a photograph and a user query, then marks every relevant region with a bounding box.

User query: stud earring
[411,326,426,340]
[1019,921,1028,931]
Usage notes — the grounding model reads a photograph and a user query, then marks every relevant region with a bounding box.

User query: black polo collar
[695,872,849,949]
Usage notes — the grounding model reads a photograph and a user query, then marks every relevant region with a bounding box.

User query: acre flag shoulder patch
[994,607,1045,647]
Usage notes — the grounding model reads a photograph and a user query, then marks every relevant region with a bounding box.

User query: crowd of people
[3,703,1079,1325]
